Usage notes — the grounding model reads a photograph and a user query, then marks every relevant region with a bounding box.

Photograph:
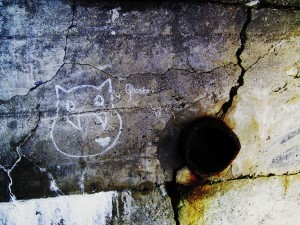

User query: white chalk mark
[51,79,123,158]
[95,137,111,147]
[125,83,150,103]
[95,112,108,130]
[67,116,82,131]
[66,100,76,112]
[94,95,104,107]
[55,79,112,97]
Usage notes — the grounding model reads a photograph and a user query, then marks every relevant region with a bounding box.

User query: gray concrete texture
[0,0,244,198]
[1,0,300,224]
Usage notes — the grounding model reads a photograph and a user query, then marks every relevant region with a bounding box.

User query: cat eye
[66,100,76,112]
[94,95,104,107]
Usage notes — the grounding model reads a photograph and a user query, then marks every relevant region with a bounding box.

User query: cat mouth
[95,137,111,147]
[67,112,108,131]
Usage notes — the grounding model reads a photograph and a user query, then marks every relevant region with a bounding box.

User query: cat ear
[55,85,69,99]
[97,79,113,106]
[97,79,112,94]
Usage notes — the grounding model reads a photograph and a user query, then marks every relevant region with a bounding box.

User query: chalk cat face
[50,79,122,157]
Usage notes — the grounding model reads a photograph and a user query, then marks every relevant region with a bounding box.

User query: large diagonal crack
[0,104,41,202]
[0,5,78,190]
[0,148,22,202]
[29,1,77,93]
[216,8,252,119]
[206,170,300,187]
[0,103,64,201]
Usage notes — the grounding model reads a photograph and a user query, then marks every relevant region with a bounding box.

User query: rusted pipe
[181,117,240,179]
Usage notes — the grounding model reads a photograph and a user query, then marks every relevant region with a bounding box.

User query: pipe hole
[182,117,240,178]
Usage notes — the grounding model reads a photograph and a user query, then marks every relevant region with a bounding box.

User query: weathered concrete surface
[210,0,300,7]
[223,8,300,179]
[67,2,243,76]
[176,6,300,225]
[0,0,245,202]
[0,0,72,100]
[0,189,175,225]
[3,0,300,224]
[179,173,300,225]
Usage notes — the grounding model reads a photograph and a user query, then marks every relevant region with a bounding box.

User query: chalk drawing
[50,79,122,157]
[125,83,150,102]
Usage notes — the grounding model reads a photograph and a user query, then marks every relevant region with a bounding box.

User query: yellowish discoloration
[178,185,211,225]
[178,174,300,225]
[283,175,291,196]
[178,180,247,225]
[285,95,300,105]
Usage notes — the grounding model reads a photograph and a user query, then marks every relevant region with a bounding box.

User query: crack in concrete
[29,2,77,91]
[0,104,41,202]
[0,4,78,168]
[0,106,64,202]
[245,38,285,71]
[207,170,300,187]
[54,61,230,81]
[28,2,77,92]
[69,103,190,114]
[216,7,252,119]
[122,62,236,80]
[0,105,40,201]
[22,155,65,196]
[0,148,22,202]
[0,2,77,103]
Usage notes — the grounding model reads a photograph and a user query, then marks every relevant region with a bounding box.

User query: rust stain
[283,175,291,196]
[179,185,212,225]
[178,179,251,225]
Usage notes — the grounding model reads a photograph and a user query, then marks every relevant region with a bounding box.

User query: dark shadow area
[157,118,185,179]
[10,157,59,200]
[182,117,240,178]
[165,117,240,224]
[0,170,10,202]
[62,0,244,12]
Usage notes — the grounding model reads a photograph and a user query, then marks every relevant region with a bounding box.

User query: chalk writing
[125,83,150,102]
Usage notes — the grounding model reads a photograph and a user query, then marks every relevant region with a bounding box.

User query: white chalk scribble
[125,83,150,102]
[50,79,122,157]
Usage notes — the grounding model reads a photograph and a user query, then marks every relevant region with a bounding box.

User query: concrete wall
[0,0,300,224]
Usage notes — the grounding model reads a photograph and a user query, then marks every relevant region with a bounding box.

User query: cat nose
[95,112,108,130]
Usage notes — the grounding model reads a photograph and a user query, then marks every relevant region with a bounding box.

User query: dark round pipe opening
[182,117,240,178]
